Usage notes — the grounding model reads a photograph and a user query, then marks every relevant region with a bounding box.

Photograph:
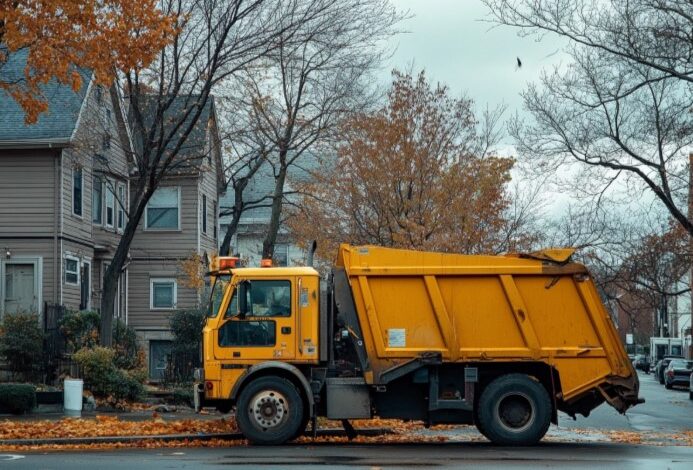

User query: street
[2,372,691,469]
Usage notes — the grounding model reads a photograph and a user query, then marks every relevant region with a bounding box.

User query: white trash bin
[63,379,83,416]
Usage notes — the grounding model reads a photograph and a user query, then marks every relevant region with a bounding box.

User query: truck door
[214,278,296,361]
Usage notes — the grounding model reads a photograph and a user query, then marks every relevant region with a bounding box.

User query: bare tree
[482,0,693,237]
[98,0,323,345]
[230,0,403,261]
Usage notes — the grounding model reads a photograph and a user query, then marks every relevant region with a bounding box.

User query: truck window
[218,320,276,347]
[217,280,291,348]
[208,274,230,318]
[245,280,292,317]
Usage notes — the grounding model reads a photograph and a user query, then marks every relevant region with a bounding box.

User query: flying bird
[516,57,522,69]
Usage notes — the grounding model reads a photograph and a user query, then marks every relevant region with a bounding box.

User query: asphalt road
[1,371,691,469]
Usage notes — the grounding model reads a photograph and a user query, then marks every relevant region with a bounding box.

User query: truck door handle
[281,326,291,334]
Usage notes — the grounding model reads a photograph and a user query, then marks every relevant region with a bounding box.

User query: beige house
[0,50,131,321]
[0,51,223,378]
[128,96,223,378]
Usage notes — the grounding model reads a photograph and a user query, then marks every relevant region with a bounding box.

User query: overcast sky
[382,0,565,130]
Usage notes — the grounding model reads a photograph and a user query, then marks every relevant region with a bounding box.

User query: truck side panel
[338,244,638,411]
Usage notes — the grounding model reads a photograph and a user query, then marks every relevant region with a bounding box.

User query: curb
[0,427,391,447]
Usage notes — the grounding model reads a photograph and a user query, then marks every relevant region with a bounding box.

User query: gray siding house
[128,97,223,378]
[0,50,131,320]
[0,52,223,379]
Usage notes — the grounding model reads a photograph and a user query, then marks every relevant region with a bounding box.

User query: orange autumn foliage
[0,0,178,123]
[0,415,237,440]
[289,70,515,260]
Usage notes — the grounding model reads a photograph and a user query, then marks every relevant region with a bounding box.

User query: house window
[146,187,180,230]
[150,278,177,310]
[73,167,83,217]
[92,176,103,224]
[117,183,126,231]
[202,194,208,234]
[274,244,289,267]
[105,183,115,228]
[64,256,79,285]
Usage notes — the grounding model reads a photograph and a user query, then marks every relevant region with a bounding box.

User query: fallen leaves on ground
[0,415,237,440]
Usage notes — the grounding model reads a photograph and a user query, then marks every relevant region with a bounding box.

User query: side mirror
[238,280,250,318]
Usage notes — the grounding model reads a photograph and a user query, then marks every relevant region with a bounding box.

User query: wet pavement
[0,370,691,468]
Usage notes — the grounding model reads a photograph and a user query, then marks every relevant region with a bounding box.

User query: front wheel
[236,376,304,445]
[476,374,551,446]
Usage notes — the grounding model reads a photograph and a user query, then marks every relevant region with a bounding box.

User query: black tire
[476,374,551,446]
[292,413,310,440]
[236,376,304,445]
[665,382,673,390]
[689,391,692,400]
[474,406,490,440]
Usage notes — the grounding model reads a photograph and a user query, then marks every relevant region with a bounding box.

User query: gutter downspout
[54,154,60,305]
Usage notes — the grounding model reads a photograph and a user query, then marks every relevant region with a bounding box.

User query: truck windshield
[208,274,230,318]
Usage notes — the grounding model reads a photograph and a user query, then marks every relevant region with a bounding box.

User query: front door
[214,278,296,361]
[4,263,37,314]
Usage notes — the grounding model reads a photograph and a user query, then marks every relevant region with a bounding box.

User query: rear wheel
[476,374,551,446]
[236,376,304,445]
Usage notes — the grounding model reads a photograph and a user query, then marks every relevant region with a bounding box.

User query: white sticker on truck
[388,328,406,347]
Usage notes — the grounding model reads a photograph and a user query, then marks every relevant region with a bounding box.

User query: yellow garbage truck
[195,244,642,445]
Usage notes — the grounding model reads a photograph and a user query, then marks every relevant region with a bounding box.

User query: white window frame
[105,181,115,229]
[72,166,83,218]
[64,255,80,286]
[117,182,126,233]
[150,278,177,310]
[145,186,181,231]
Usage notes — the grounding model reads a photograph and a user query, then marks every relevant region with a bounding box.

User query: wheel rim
[495,392,536,433]
[249,389,289,431]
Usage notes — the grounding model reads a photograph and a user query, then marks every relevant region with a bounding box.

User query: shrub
[0,383,36,414]
[112,320,144,370]
[0,313,44,380]
[72,347,145,401]
[167,309,205,384]
[59,310,100,352]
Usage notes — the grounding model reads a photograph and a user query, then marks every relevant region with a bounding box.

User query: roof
[0,48,92,146]
[132,94,216,172]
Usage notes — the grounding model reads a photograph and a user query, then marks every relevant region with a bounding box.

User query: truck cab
[196,262,323,443]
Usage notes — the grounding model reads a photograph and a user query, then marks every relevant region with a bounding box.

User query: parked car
[664,359,693,389]
[633,355,649,373]
[655,356,685,384]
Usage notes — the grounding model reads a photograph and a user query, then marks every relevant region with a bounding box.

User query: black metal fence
[43,303,69,382]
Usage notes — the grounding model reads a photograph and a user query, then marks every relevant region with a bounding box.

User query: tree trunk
[99,186,149,346]
[219,177,250,256]
[219,208,243,256]
[262,164,287,259]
